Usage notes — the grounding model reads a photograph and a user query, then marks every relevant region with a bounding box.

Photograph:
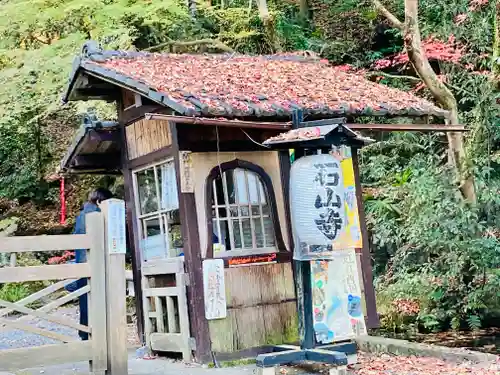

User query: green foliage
[0,283,31,303]
[0,254,47,303]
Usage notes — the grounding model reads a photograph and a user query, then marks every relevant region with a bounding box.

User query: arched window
[205,160,288,258]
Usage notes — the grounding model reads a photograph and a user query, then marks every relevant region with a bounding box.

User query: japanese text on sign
[203,259,227,320]
[105,199,126,254]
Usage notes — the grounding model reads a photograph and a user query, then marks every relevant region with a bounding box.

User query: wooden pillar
[171,122,212,363]
[101,199,129,374]
[120,122,145,344]
[352,148,379,329]
[278,151,293,250]
[86,212,108,375]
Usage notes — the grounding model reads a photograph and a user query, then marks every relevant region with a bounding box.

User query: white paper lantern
[290,153,346,260]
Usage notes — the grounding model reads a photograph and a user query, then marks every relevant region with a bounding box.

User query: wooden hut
[60,41,462,363]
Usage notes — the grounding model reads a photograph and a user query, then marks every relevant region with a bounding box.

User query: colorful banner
[311,249,367,344]
[331,146,362,250]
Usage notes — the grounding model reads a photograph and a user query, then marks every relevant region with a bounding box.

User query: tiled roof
[64,42,448,119]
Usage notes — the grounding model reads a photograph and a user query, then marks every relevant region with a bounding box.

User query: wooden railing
[0,213,107,373]
[141,257,192,361]
[0,202,128,374]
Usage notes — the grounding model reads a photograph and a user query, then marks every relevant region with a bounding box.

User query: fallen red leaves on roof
[89,52,445,118]
[265,127,322,143]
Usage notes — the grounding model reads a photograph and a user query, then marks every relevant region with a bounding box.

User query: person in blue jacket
[67,188,113,340]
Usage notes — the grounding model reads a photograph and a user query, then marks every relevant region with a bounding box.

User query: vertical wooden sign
[179,151,194,193]
[203,259,227,320]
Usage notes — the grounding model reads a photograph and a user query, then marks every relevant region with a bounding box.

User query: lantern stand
[255,111,373,375]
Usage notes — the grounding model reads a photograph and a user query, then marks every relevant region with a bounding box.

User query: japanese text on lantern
[313,161,344,242]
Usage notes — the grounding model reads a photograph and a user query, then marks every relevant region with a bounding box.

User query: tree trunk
[494,1,500,85]
[373,0,476,202]
[299,0,309,21]
[256,0,270,23]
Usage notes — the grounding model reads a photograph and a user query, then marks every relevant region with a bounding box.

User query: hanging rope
[60,176,66,225]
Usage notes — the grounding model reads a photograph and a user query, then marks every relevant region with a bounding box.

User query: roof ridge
[80,40,330,64]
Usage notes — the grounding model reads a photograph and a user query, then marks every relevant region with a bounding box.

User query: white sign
[203,259,227,320]
[290,154,345,260]
[105,199,126,254]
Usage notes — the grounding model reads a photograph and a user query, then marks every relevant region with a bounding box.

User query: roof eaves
[61,41,199,115]
[61,56,83,103]
[60,114,119,172]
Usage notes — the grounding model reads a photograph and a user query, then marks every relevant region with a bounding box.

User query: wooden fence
[0,202,128,374]
[141,257,192,361]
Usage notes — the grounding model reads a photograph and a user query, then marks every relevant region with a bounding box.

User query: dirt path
[0,306,139,350]
[0,307,498,375]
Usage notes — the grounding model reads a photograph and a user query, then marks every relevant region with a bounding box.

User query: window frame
[132,157,182,262]
[205,159,289,259]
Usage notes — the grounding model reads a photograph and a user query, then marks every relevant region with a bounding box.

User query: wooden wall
[208,262,297,353]
[126,119,171,160]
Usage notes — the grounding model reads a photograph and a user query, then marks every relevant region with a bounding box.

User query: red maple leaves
[455,0,490,25]
[392,298,420,315]
[47,251,74,265]
[372,35,465,70]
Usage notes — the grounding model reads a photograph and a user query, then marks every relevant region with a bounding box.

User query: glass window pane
[230,207,238,217]
[240,206,249,217]
[253,218,264,248]
[159,162,179,211]
[246,172,260,204]
[264,217,275,247]
[259,182,266,204]
[241,219,252,248]
[230,220,242,249]
[136,168,158,215]
[165,210,183,256]
[225,170,236,204]
[141,216,167,260]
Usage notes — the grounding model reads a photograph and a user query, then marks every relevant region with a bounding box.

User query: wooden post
[86,212,108,375]
[101,199,129,375]
[120,118,145,344]
[171,122,211,363]
[352,149,379,329]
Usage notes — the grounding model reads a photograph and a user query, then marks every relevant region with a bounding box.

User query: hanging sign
[105,199,126,255]
[289,147,362,260]
[179,151,194,193]
[203,259,227,320]
[311,249,367,344]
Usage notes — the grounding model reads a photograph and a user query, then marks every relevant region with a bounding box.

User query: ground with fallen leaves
[348,353,499,375]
